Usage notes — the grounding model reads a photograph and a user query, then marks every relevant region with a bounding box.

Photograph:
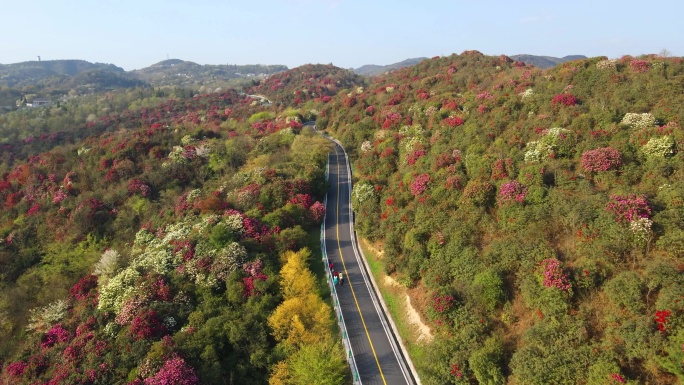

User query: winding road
[322,134,418,385]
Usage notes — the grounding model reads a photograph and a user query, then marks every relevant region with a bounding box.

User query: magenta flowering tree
[581,147,622,173]
[143,355,199,385]
[411,174,430,196]
[605,194,651,224]
[497,180,528,204]
[551,93,578,107]
[540,258,572,291]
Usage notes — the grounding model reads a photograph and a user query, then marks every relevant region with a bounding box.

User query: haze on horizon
[2,0,682,71]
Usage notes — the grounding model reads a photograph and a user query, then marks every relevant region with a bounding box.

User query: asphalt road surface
[324,138,415,385]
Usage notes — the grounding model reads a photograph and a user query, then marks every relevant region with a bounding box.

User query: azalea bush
[581,147,622,173]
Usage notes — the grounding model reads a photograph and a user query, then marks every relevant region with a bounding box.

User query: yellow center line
[333,150,388,385]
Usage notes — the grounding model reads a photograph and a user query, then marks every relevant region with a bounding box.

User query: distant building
[27,98,51,107]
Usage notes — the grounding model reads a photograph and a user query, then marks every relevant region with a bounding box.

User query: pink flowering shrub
[243,259,268,297]
[605,194,651,223]
[365,106,375,116]
[129,179,152,197]
[309,201,326,223]
[551,94,578,107]
[4,361,28,376]
[41,324,71,348]
[498,181,527,204]
[540,258,572,291]
[581,147,622,172]
[144,356,199,385]
[629,60,650,73]
[411,174,430,196]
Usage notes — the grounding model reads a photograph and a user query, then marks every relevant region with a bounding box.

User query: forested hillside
[2,51,683,385]
[0,68,350,383]
[320,51,684,384]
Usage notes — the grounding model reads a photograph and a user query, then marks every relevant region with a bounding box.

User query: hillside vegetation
[0,78,348,384]
[320,51,684,384]
[1,51,683,384]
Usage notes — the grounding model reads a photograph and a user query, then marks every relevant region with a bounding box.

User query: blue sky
[2,0,682,70]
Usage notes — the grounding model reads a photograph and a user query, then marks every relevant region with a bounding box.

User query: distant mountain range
[353,54,587,76]
[354,58,428,76]
[131,59,288,88]
[509,54,588,69]
[0,54,587,107]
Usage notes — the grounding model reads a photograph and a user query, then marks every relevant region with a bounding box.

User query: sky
[2,0,682,71]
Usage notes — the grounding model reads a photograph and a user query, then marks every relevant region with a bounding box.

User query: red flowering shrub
[129,179,152,197]
[288,193,313,209]
[130,310,166,340]
[654,309,671,332]
[605,194,651,223]
[407,150,426,165]
[365,106,375,116]
[461,181,495,206]
[581,147,622,172]
[490,158,513,180]
[442,116,464,127]
[382,112,401,129]
[551,93,578,107]
[69,274,98,300]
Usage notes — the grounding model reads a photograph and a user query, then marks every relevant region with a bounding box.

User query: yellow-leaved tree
[268,248,348,385]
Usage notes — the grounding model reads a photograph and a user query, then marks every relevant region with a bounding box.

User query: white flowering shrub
[194,144,211,158]
[630,217,653,246]
[520,89,534,99]
[385,86,394,93]
[352,182,376,207]
[94,249,120,278]
[224,214,245,235]
[361,140,372,154]
[621,113,656,129]
[98,267,141,313]
[164,146,189,168]
[211,242,248,281]
[523,127,573,162]
[642,136,675,158]
[596,59,619,70]
[26,300,69,332]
